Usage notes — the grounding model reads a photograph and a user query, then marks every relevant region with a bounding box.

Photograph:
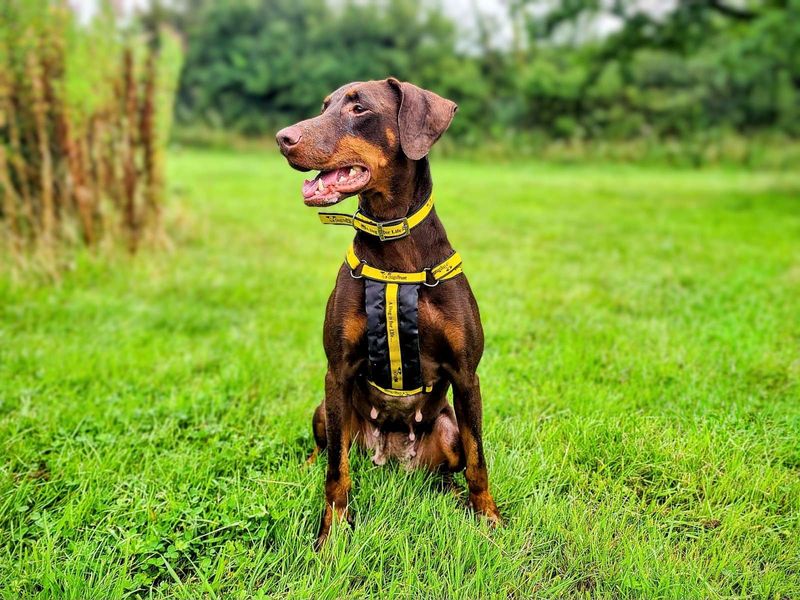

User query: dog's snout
[276,126,302,152]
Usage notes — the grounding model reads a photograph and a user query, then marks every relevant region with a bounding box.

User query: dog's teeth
[338,174,346,182]
[349,168,357,177]
[370,406,378,420]
[373,427,380,438]
[317,179,324,192]
[414,409,422,423]
[354,166,363,172]
[408,429,415,442]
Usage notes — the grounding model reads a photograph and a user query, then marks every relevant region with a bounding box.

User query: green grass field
[2,149,799,599]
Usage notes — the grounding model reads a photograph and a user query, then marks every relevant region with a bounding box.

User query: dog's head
[276,78,457,207]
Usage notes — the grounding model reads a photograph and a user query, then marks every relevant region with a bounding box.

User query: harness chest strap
[345,243,463,285]
[368,378,433,396]
[319,195,435,241]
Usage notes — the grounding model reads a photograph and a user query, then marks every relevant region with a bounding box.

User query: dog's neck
[354,158,455,273]
[358,158,431,221]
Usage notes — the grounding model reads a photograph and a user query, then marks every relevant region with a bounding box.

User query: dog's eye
[352,104,367,114]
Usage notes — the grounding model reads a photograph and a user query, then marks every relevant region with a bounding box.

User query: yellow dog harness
[320,196,462,397]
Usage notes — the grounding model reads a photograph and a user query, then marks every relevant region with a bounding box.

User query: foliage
[1,148,799,597]
[148,0,800,152]
[173,0,463,136]
[0,0,183,273]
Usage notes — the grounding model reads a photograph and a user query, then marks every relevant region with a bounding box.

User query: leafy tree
[173,0,466,134]
[143,0,800,143]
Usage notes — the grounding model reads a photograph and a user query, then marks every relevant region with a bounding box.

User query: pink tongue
[302,168,348,198]
[321,169,346,185]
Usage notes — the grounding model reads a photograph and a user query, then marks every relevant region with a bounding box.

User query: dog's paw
[314,503,354,550]
[469,491,502,528]
[304,446,321,466]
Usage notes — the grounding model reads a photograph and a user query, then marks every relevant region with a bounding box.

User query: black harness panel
[364,280,424,394]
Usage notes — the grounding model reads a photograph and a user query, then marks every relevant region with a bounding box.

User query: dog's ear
[387,77,457,161]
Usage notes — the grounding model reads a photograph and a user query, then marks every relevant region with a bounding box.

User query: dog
[276,78,500,547]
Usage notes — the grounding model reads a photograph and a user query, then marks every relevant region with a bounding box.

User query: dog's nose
[276,126,302,152]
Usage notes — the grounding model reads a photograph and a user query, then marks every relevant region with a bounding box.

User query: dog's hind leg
[415,405,464,472]
[305,402,327,465]
[414,405,466,496]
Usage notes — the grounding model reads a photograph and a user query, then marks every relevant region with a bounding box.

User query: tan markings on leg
[440,430,464,472]
[416,435,446,469]
[320,439,352,542]
[461,428,501,525]
[443,320,466,353]
[318,473,352,549]
[419,300,445,332]
[326,472,351,509]
[324,414,352,511]
[305,446,319,465]
[343,314,366,344]
[461,430,487,488]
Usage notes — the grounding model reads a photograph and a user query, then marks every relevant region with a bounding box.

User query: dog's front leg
[316,368,354,548]
[451,371,501,526]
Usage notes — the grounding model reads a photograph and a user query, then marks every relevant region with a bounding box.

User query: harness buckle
[422,268,440,287]
[353,208,411,241]
[376,217,410,241]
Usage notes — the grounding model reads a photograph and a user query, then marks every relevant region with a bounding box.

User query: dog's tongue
[302,168,348,198]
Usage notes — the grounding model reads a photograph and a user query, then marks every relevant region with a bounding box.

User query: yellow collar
[318,195,434,241]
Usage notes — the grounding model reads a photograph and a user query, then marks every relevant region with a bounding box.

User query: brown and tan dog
[276,78,500,547]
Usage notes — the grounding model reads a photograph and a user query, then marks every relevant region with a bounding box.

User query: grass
[1,148,799,599]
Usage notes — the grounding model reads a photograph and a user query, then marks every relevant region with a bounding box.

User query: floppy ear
[387,77,457,161]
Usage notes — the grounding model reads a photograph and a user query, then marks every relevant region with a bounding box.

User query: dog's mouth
[302,165,370,207]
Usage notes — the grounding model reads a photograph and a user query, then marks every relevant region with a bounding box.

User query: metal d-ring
[422,268,439,287]
[349,260,366,279]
